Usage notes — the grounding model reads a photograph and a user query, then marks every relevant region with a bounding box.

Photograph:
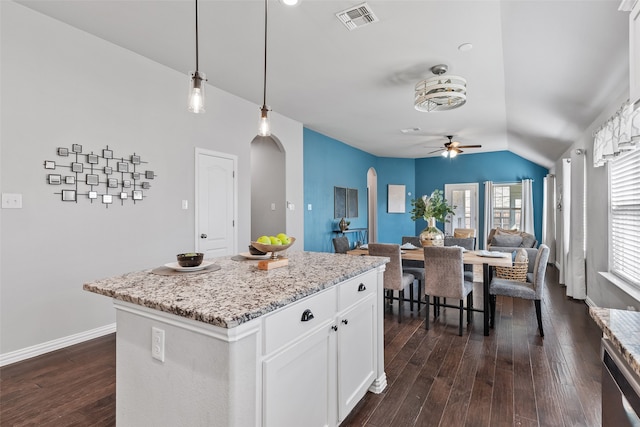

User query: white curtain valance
[593,101,640,167]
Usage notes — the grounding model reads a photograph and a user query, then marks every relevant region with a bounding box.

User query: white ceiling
[17,0,630,168]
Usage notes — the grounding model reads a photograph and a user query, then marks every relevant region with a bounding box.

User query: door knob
[200,234,207,239]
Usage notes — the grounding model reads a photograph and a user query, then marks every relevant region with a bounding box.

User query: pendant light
[257,0,272,136]
[188,0,207,113]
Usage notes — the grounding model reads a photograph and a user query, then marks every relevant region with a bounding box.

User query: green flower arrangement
[410,189,456,224]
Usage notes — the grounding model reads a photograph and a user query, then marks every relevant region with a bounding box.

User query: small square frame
[72,144,83,153]
[102,149,113,159]
[87,154,99,164]
[120,192,128,199]
[108,178,118,188]
[65,176,75,184]
[117,162,129,173]
[102,194,113,204]
[142,182,151,189]
[131,172,140,180]
[122,180,131,188]
[71,162,83,173]
[57,147,69,156]
[131,155,141,165]
[48,174,62,185]
[145,170,155,179]
[44,161,56,169]
[86,174,99,185]
[132,190,143,200]
[62,190,76,201]
[88,191,98,199]
[104,166,112,175]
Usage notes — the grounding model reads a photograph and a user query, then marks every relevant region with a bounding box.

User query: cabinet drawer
[338,270,376,311]
[263,287,337,355]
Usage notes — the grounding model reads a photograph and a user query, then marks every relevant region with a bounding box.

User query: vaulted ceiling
[18,0,630,168]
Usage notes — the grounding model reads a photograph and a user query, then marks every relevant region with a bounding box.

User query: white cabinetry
[262,270,383,427]
[112,265,386,427]
[629,0,640,105]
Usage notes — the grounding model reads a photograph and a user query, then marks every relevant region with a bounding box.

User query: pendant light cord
[195,0,200,71]
[262,0,268,107]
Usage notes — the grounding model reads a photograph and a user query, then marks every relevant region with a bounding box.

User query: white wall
[0,2,304,358]
[554,88,639,309]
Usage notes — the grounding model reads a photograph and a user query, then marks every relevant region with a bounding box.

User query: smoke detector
[336,3,379,30]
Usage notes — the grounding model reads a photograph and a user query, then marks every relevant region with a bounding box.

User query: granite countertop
[84,251,387,329]
[590,307,640,377]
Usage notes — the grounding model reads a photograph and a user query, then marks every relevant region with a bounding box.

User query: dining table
[346,246,513,336]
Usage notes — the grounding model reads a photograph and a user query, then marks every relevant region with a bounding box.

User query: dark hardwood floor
[0,266,603,427]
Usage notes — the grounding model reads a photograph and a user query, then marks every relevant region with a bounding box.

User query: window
[492,183,522,230]
[610,149,640,287]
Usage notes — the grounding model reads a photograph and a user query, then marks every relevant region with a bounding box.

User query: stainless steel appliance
[602,338,640,426]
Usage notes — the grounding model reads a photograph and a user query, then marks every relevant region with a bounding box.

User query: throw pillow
[514,248,528,263]
[521,233,537,248]
[495,228,520,235]
[492,234,523,247]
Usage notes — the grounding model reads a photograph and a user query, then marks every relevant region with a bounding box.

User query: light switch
[307,204,312,211]
[2,193,22,209]
[271,203,276,211]
[182,200,188,210]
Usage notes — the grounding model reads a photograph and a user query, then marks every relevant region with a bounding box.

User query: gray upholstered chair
[369,243,415,323]
[401,236,424,312]
[489,244,550,337]
[332,236,350,254]
[423,246,474,336]
[444,236,476,283]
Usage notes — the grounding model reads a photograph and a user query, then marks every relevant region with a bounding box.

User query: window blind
[610,149,640,287]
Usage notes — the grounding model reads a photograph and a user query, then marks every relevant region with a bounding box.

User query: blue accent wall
[414,151,548,245]
[303,128,549,253]
[303,129,376,252]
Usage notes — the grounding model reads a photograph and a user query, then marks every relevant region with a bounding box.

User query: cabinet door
[263,323,337,427]
[337,294,376,421]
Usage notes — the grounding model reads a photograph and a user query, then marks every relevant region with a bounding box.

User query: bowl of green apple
[251,233,295,259]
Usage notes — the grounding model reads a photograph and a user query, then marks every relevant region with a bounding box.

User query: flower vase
[419,217,444,247]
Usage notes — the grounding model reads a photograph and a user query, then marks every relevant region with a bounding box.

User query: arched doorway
[251,135,286,238]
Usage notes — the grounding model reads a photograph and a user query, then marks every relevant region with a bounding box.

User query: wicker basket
[496,261,528,282]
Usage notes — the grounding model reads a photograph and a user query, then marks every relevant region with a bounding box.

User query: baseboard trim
[585,296,597,308]
[0,323,116,367]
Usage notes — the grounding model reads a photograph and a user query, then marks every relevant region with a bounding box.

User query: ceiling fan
[427,135,482,158]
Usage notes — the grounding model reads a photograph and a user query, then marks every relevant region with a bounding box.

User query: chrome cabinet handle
[301,309,314,322]
[358,283,366,292]
[200,234,207,239]
[331,325,338,332]
[342,319,349,325]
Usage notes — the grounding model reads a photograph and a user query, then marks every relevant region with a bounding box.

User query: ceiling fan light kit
[414,64,466,112]
[428,135,482,158]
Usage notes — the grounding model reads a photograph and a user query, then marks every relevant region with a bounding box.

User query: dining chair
[401,236,424,312]
[332,236,350,254]
[444,236,476,283]
[423,246,474,336]
[369,243,415,323]
[489,244,550,336]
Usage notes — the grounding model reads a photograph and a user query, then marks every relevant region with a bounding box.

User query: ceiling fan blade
[457,144,482,149]
[450,141,461,148]
[427,148,444,154]
[453,148,463,153]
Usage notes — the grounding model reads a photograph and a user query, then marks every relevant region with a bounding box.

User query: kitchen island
[84,251,388,427]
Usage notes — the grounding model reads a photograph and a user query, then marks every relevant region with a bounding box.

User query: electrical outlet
[1,193,22,209]
[151,327,165,362]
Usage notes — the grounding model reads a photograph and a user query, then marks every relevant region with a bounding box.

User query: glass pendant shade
[449,150,458,158]
[188,71,206,113]
[258,105,271,137]
[441,150,449,158]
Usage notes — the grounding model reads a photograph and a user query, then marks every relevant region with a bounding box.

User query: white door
[444,183,479,236]
[195,149,237,257]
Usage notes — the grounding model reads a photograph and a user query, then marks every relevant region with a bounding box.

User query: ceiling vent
[336,3,379,30]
